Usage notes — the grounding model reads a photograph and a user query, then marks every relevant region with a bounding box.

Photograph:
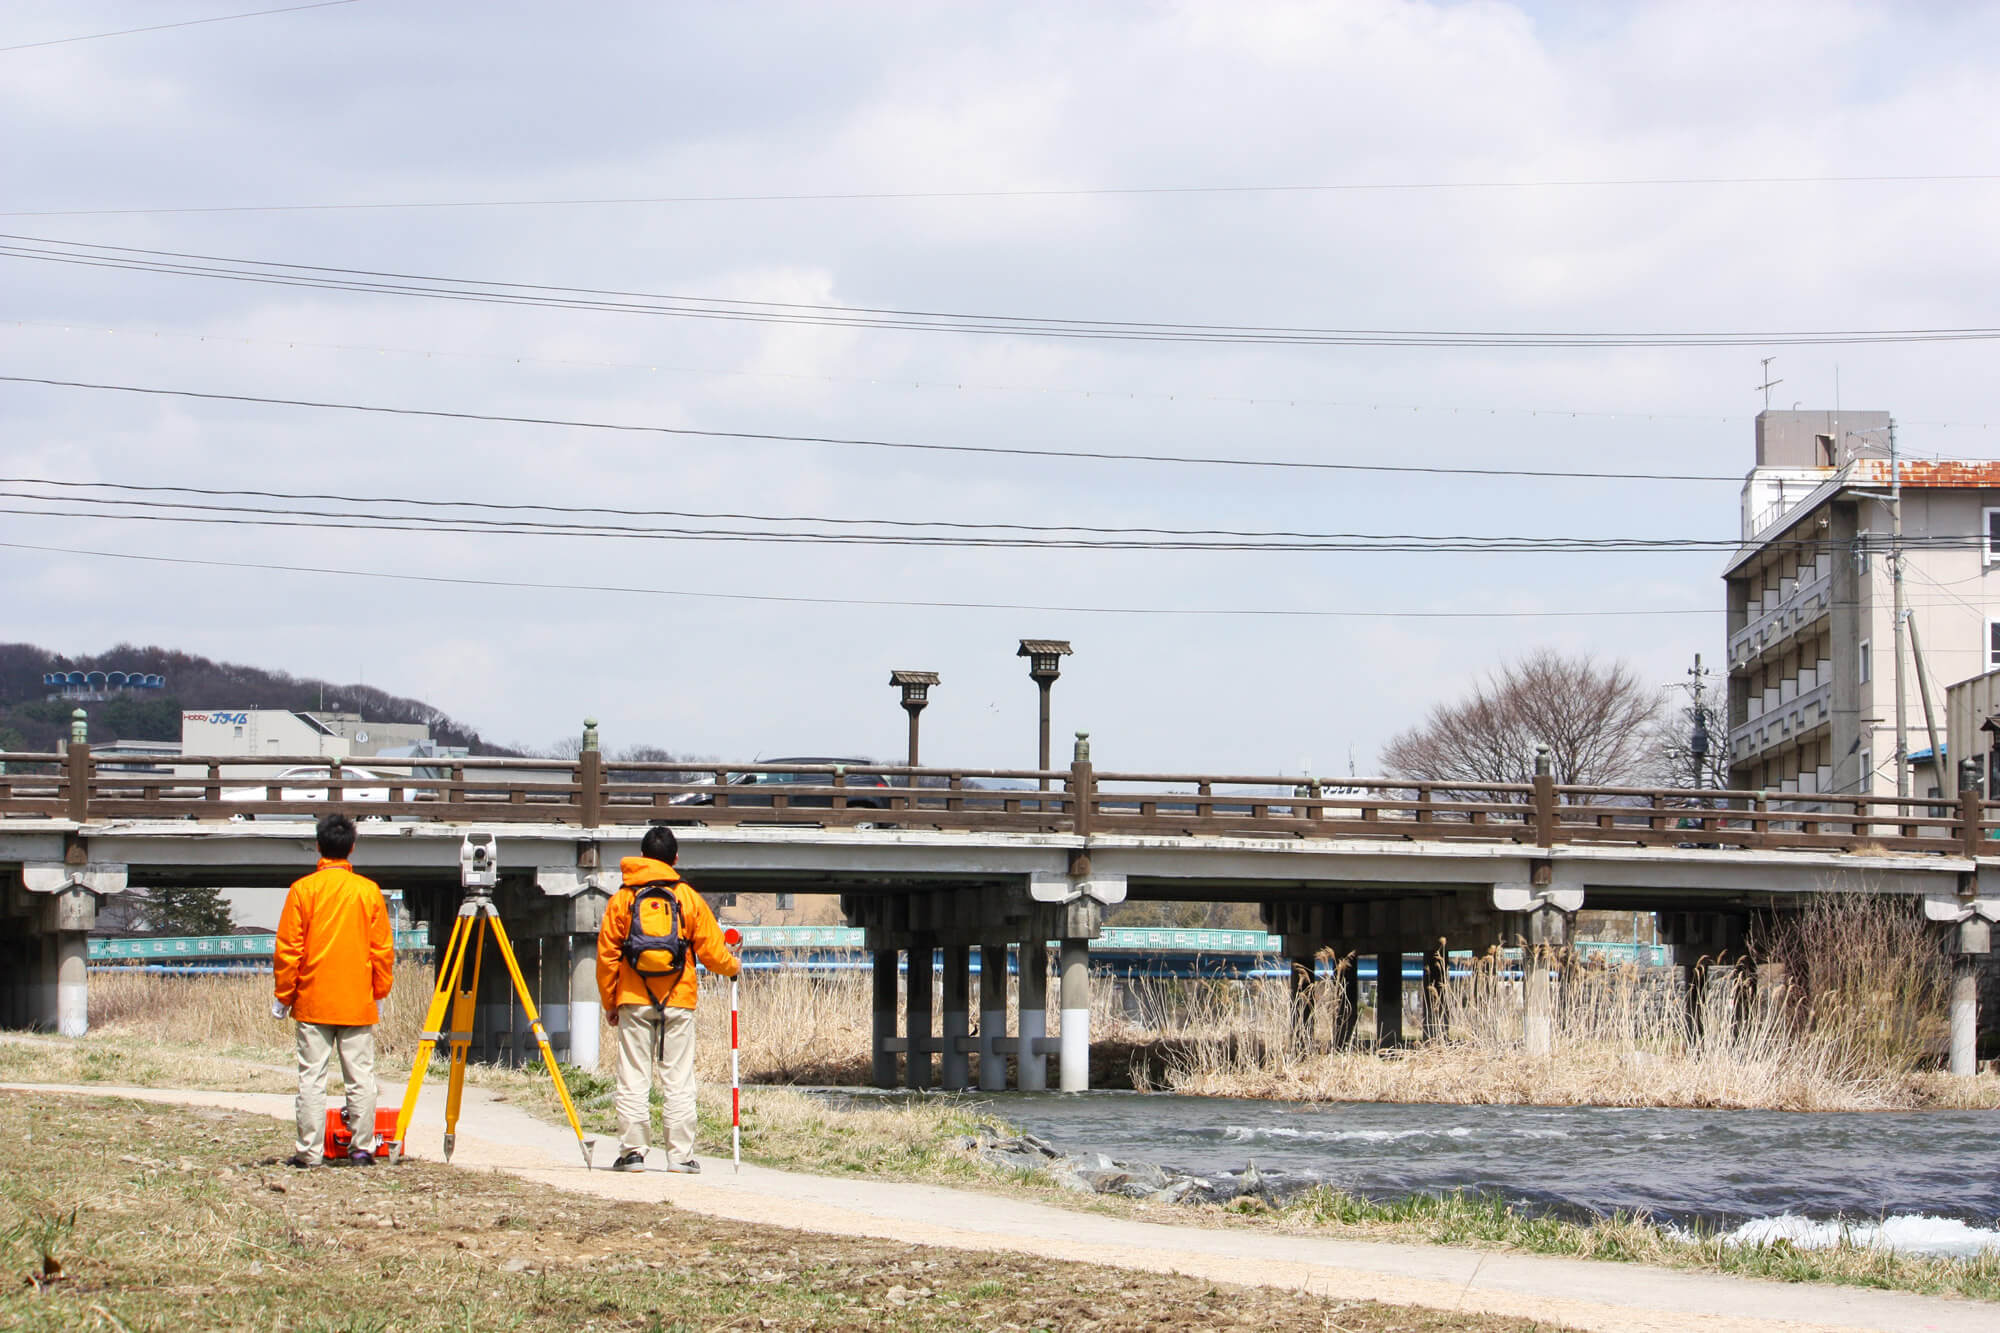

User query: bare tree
[1380,650,1662,790]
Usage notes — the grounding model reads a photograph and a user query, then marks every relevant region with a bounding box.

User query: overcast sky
[5,0,1998,773]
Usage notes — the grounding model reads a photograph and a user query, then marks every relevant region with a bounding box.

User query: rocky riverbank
[958,1122,1283,1207]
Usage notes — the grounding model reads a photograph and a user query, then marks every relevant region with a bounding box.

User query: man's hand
[604,1009,619,1028]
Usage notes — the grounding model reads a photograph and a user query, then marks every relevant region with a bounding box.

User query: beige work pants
[295,1022,378,1158]
[614,1003,698,1163]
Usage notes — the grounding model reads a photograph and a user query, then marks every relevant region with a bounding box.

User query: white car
[221,765,395,811]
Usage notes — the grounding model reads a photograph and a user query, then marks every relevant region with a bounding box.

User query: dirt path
[6,1080,1985,1333]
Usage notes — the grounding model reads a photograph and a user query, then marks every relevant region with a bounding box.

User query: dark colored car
[667,757,892,810]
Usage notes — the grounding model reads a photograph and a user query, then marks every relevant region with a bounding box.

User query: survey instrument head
[460,832,498,891]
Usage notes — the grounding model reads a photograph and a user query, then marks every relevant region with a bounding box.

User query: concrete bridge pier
[905,933,936,1090]
[1375,951,1404,1048]
[1288,953,1319,1053]
[1658,911,1749,1048]
[1495,881,1581,1057]
[8,863,126,1036]
[977,940,1009,1091]
[1926,890,1998,1076]
[1016,939,1049,1090]
[1421,944,1449,1041]
[870,949,898,1088]
[940,941,972,1091]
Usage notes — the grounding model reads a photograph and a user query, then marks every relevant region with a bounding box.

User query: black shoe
[663,1158,701,1175]
[612,1149,647,1172]
[347,1149,375,1167]
[287,1153,318,1169]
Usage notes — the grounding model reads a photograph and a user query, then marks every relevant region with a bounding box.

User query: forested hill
[0,643,514,754]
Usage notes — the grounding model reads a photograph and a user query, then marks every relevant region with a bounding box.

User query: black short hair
[641,825,678,864]
[316,812,358,860]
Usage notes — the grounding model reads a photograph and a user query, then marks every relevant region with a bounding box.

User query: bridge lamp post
[889,671,939,767]
[1017,640,1072,790]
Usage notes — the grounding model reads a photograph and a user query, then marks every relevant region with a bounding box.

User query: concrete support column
[941,943,971,1091]
[1524,908,1566,1058]
[1421,945,1448,1042]
[1374,951,1403,1049]
[1335,954,1359,1049]
[510,934,543,1067]
[1017,939,1048,1091]
[978,942,1008,1091]
[1952,918,1991,1077]
[905,935,935,1090]
[1289,954,1319,1053]
[870,948,898,1088]
[568,934,600,1071]
[55,932,88,1037]
[1059,938,1090,1092]
[1682,957,1707,1047]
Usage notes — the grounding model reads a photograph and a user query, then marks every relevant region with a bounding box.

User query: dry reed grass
[1129,895,1997,1111]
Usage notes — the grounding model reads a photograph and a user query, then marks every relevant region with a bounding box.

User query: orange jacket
[596,857,738,1015]
[274,858,395,1027]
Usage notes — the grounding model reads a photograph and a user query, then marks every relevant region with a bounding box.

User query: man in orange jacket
[597,825,739,1173]
[274,812,395,1167]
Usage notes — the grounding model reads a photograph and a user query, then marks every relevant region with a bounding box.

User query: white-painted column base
[1951,954,1978,1077]
[56,932,88,1038]
[568,934,600,1071]
[1059,938,1090,1092]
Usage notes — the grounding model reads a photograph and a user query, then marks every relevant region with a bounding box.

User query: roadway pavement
[4,1080,1987,1333]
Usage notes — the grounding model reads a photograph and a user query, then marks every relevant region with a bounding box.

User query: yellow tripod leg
[441,913,485,1162]
[390,911,472,1161]
[486,911,596,1169]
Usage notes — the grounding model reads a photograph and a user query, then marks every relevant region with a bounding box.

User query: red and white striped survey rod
[724,927,742,1173]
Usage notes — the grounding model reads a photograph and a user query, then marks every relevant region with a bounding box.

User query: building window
[774,892,795,911]
[1856,529,1871,574]
[1990,621,2000,670]
[232,725,244,739]
[1858,748,1873,793]
[1858,639,1871,685]
[1987,509,2000,564]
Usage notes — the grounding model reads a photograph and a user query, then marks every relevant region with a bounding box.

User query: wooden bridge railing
[2,742,1993,857]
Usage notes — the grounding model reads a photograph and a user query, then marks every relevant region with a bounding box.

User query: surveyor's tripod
[390,884,594,1169]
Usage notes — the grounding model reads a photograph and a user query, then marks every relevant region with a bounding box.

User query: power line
[7,233,1998,349]
[0,539,1718,619]
[7,170,1999,215]
[0,495,1753,553]
[0,374,1743,483]
[0,477,1746,546]
[15,316,1999,435]
[0,1,358,54]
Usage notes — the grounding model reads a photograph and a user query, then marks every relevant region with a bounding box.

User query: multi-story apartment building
[1724,410,2000,798]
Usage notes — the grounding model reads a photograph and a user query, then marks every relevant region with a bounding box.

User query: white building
[181,709,351,761]
[1724,410,2000,798]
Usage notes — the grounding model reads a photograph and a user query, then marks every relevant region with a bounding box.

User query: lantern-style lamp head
[890,670,939,713]
[1017,639,1072,684]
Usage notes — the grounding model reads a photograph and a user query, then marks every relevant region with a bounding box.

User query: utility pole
[1688,653,1711,794]
[1890,416,1909,799]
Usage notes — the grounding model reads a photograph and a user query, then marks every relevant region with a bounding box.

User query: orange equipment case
[321,1107,400,1162]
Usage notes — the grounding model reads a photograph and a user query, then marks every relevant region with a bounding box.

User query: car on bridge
[220,765,396,815]
[666,758,894,811]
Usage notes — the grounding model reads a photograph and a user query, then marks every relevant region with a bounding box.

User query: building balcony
[1729,557,1833,670]
[1729,679,1833,763]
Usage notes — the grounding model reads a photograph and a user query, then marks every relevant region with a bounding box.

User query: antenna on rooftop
[1757,357,1782,410]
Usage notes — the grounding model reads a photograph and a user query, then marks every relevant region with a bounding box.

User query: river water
[953,1092,2000,1256]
